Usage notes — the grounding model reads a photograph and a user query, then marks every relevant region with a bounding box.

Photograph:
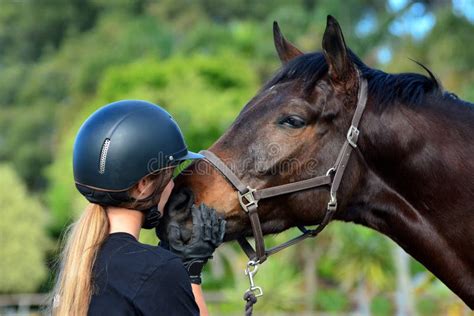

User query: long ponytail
[52,203,109,316]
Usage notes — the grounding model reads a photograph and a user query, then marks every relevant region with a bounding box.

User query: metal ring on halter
[326,167,336,176]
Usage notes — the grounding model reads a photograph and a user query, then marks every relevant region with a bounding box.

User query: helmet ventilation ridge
[99,139,111,174]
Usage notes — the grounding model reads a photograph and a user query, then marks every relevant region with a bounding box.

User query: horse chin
[220,215,255,242]
[223,230,252,242]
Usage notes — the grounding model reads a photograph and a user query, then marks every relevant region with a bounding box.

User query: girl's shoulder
[98,232,180,270]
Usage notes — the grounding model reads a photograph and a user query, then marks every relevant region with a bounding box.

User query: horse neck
[360,96,474,212]
[346,96,474,307]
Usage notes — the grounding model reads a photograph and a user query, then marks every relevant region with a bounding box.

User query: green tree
[46,52,259,234]
[321,224,395,314]
[0,0,100,64]
[0,11,175,190]
[0,165,50,293]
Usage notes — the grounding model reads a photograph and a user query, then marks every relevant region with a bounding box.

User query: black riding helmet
[73,100,202,227]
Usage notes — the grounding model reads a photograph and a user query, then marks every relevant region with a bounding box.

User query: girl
[51,100,225,315]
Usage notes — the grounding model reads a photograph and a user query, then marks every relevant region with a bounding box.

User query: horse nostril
[157,187,195,243]
[177,189,193,210]
[165,187,195,217]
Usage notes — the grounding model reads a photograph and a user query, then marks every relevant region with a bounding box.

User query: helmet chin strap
[141,206,162,229]
[135,191,164,230]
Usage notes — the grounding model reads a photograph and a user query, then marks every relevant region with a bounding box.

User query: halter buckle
[327,194,338,212]
[347,125,360,148]
[238,186,258,213]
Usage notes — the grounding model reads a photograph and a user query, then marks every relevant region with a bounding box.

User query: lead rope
[244,291,257,316]
[243,260,263,316]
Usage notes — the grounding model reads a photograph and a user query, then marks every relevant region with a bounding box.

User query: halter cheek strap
[199,78,368,264]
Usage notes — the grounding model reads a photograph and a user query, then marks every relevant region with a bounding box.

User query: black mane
[265,50,441,110]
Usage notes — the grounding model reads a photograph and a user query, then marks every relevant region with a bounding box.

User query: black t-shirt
[88,232,199,316]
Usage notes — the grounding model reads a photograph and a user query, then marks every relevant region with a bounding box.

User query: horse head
[170,16,365,240]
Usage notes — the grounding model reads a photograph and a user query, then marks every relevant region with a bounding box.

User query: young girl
[51,100,225,315]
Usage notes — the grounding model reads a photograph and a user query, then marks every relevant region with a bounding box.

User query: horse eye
[279,115,306,128]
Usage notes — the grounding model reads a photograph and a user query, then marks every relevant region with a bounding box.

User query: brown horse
[169,16,474,307]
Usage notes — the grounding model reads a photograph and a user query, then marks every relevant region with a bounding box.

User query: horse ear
[273,21,303,64]
[322,16,356,83]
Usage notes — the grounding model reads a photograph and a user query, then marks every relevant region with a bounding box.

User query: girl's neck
[106,206,144,240]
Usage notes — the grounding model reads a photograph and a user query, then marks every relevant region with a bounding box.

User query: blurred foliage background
[0,0,472,315]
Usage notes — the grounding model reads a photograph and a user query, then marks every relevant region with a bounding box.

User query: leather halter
[200,78,368,264]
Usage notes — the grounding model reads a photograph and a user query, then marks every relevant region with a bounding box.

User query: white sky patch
[388,0,409,12]
[452,0,474,23]
[389,2,436,40]
[377,46,393,64]
[356,11,378,37]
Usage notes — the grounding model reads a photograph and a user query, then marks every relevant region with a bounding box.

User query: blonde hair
[52,203,109,315]
[51,169,174,315]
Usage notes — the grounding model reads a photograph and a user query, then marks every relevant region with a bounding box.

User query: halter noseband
[200,78,368,264]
